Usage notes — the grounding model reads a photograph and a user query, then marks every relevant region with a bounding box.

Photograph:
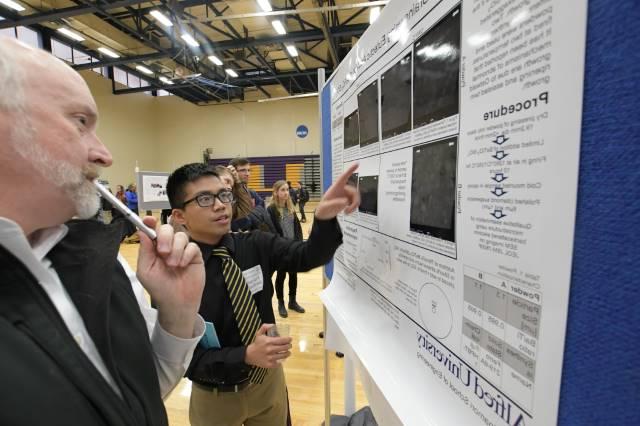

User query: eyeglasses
[182,190,234,208]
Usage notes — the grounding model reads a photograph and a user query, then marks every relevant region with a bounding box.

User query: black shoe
[288,300,305,313]
[278,300,288,318]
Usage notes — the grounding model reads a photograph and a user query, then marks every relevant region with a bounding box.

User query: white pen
[94,180,157,240]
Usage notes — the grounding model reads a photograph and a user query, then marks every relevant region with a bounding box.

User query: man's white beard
[11,118,101,219]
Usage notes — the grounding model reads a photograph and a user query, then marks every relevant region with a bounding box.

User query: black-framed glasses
[182,190,234,208]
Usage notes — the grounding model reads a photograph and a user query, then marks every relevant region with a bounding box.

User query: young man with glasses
[167,162,359,425]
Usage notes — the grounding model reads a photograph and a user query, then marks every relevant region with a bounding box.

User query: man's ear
[171,208,187,225]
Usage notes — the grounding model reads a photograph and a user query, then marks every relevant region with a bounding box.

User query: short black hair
[167,163,219,209]
[229,157,250,168]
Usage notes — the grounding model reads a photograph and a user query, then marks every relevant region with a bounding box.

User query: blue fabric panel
[559,0,640,424]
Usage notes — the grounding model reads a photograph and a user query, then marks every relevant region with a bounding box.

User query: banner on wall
[321,0,587,425]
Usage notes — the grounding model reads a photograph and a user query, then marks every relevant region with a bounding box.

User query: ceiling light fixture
[208,54,223,66]
[150,10,173,27]
[97,47,120,58]
[0,0,25,12]
[159,76,174,85]
[57,27,85,42]
[271,20,286,35]
[369,6,381,24]
[180,33,200,47]
[285,44,298,57]
[136,65,153,75]
[256,0,272,12]
[225,69,239,78]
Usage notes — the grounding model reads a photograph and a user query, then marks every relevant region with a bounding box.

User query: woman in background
[267,180,305,318]
[112,185,126,220]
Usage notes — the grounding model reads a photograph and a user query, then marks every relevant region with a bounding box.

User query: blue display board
[558,0,640,423]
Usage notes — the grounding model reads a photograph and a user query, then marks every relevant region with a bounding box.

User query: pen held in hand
[94,180,157,240]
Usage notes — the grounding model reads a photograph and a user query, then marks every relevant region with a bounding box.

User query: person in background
[125,183,138,214]
[112,184,126,220]
[214,165,277,234]
[297,181,310,223]
[287,180,298,207]
[229,157,265,208]
[166,162,359,426]
[0,37,205,425]
[268,180,305,318]
[115,184,126,203]
[213,165,254,231]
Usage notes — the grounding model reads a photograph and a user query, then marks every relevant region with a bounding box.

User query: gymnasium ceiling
[0,0,387,104]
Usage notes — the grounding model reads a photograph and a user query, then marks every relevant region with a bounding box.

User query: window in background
[0,27,16,38]
[128,73,140,88]
[114,67,127,86]
[140,79,152,95]
[72,48,91,65]
[17,27,40,48]
[51,39,73,63]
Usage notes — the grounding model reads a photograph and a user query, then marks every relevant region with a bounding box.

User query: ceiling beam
[200,1,388,22]
[315,0,339,66]
[0,0,150,29]
[212,24,368,50]
[72,51,171,70]
[239,68,331,83]
[69,24,366,70]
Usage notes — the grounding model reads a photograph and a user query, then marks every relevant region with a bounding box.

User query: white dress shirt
[0,217,204,399]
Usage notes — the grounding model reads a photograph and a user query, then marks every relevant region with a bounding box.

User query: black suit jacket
[0,220,167,426]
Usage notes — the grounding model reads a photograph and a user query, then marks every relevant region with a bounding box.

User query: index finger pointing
[335,163,359,187]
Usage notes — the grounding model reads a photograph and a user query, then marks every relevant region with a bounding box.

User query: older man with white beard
[0,37,206,425]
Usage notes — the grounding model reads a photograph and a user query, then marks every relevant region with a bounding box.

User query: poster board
[320,0,592,425]
[136,171,170,210]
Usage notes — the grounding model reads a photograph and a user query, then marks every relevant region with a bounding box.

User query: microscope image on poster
[343,110,360,150]
[358,80,379,147]
[413,6,461,128]
[410,137,457,243]
[358,175,379,216]
[381,53,412,140]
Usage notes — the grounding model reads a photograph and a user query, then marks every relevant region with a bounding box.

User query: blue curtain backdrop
[559,0,640,424]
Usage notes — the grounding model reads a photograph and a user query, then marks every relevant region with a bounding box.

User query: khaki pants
[189,366,287,426]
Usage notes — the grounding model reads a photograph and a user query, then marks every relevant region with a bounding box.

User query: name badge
[242,264,264,295]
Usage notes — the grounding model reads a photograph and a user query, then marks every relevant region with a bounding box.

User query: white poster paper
[141,175,169,203]
[321,0,587,425]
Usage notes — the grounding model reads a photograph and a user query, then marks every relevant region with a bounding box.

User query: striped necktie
[212,247,267,384]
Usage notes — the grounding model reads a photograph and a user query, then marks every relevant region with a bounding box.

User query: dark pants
[275,269,298,301]
[160,209,172,224]
[299,202,307,221]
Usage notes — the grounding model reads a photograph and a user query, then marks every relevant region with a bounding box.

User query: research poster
[321,0,587,425]
[138,172,170,210]
[141,174,168,203]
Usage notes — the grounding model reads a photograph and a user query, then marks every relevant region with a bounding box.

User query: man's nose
[89,134,113,167]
